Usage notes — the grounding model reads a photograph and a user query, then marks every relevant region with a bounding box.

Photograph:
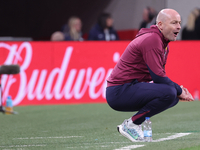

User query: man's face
[106,18,113,28]
[73,19,82,32]
[161,14,181,41]
[143,9,149,22]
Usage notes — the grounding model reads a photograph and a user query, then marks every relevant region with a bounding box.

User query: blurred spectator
[194,8,200,39]
[62,16,84,41]
[88,13,119,41]
[139,7,157,30]
[182,8,200,40]
[50,31,65,41]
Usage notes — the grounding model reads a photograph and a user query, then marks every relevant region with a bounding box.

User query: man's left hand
[178,85,194,101]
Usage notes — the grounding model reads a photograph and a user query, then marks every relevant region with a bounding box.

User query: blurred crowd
[139,7,157,30]
[51,13,118,41]
[182,8,200,40]
[51,7,200,41]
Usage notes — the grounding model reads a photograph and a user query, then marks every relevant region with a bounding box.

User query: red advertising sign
[0,41,199,106]
[0,42,128,105]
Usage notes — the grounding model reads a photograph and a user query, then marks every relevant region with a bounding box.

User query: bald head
[156,9,180,24]
[156,8,181,41]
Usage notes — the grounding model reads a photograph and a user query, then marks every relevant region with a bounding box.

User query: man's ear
[157,21,163,30]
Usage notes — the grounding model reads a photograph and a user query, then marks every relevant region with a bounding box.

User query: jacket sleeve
[144,48,182,95]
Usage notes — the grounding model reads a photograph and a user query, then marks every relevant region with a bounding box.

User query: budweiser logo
[1,42,120,106]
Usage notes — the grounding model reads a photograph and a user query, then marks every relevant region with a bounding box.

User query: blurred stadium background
[0,0,199,41]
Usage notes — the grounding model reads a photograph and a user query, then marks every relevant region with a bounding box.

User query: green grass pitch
[0,101,200,150]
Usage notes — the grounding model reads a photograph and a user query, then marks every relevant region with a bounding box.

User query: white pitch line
[114,145,145,150]
[0,144,46,148]
[13,136,83,140]
[114,133,191,150]
[152,133,191,142]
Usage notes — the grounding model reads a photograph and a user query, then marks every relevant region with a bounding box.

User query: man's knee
[163,86,177,103]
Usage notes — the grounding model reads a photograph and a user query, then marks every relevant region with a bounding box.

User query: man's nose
[177,23,181,29]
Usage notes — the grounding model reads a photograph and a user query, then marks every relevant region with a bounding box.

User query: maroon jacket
[107,25,182,95]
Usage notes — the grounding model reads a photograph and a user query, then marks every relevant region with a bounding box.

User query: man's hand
[178,85,194,102]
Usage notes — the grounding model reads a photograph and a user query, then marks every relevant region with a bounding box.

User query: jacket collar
[136,25,170,47]
[151,25,170,47]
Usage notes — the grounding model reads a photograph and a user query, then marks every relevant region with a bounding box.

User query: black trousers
[106,80,179,125]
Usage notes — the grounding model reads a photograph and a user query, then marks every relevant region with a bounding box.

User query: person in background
[88,13,119,41]
[62,16,84,41]
[139,7,157,30]
[50,31,65,41]
[193,8,200,39]
[182,8,200,40]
